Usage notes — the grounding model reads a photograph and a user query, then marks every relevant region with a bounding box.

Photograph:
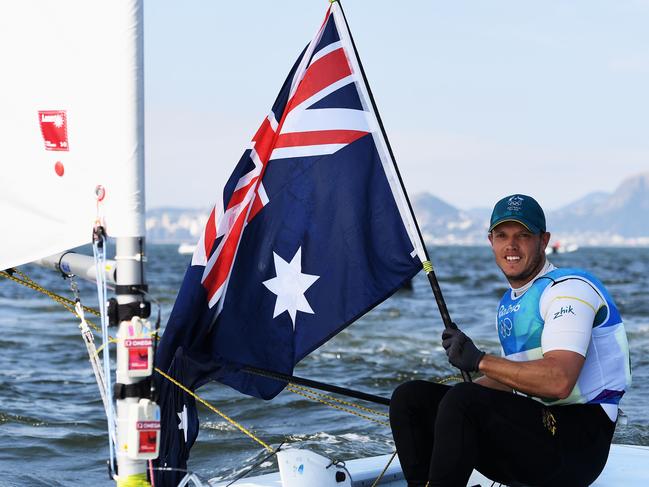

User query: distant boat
[546,241,579,255]
[177,243,197,255]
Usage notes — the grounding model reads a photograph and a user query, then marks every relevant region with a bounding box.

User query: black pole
[335,0,471,383]
[242,365,390,406]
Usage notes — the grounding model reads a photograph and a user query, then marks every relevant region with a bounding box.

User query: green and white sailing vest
[497,268,631,409]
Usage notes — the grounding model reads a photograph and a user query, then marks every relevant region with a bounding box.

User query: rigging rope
[0,270,162,354]
[0,269,103,327]
[154,367,274,453]
[370,450,398,487]
[69,273,111,415]
[92,225,117,472]
[286,384,389,427]
[223,443,285,487]
[287,382,389,417]
[74,286,111,419]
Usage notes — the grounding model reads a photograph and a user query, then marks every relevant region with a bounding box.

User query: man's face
[488,221,551,288]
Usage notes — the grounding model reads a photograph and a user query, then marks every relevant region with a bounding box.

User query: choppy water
[1,245,648,486]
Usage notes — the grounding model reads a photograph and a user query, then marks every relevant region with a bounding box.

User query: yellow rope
[370,450,398,487]
[286,385,390,427]
[0,269,105,335]
[14,269,101,317]
[154,367,273,453]
[3,270,164,349]
[1,270,78,313]
[287,382,389,418]
[422,260,434,273]
[284,375,461,429]
[93,338,119,356]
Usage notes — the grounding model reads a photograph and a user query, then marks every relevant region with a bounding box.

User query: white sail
[0,1,144,270]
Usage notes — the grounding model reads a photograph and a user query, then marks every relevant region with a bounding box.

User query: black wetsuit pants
[389,381,615,487]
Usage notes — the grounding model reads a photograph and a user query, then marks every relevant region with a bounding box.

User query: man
[389,194,631,487]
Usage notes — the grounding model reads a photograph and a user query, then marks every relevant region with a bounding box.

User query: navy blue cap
[489,194,546,234]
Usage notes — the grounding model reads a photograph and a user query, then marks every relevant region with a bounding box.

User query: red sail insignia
[38,110,69,151]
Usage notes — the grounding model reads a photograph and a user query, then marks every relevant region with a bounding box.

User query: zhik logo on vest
[553,305,575,320]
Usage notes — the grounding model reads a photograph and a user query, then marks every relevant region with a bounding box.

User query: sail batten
[1,1,144,270]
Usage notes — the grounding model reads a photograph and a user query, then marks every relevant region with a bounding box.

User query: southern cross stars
[262,247,319,330]
[177,404,188,443]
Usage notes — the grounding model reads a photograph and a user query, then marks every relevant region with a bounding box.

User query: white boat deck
[209,443,649,486]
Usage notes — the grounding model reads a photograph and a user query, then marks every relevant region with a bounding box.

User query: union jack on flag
[195,12,378,311]
[155,4,425,484]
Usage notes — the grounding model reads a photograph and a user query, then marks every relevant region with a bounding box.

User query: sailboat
[2,1,155,484]
[1,1,647,486]
[178,243,198,255]
[545,241,580,255]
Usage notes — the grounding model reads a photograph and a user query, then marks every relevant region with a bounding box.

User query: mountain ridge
[146,172,649,246]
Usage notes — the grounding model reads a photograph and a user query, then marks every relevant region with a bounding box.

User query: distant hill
[411,172,649,246]
[146,172,649,246]
[547,172,649,243]
[554,191,610,216]
[410,193,488,245]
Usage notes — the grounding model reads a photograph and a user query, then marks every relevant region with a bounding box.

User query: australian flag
[154,3,425,485]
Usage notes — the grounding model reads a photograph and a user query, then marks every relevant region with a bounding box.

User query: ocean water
[0,245,647,486]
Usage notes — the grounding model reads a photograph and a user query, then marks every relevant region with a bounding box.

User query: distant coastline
[147,172,649,247]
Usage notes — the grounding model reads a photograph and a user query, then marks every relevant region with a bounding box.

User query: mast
[112,2,160,484]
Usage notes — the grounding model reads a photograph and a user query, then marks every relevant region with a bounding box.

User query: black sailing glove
[441,323,485,373]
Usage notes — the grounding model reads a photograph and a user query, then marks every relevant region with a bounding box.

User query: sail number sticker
[38,110,69,151]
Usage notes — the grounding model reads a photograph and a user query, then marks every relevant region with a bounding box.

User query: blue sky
[144,1,649,211]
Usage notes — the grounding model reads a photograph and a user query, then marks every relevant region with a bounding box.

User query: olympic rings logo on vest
[499,317,513,337]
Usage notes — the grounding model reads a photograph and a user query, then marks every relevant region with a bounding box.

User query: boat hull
[210,443,649,486]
